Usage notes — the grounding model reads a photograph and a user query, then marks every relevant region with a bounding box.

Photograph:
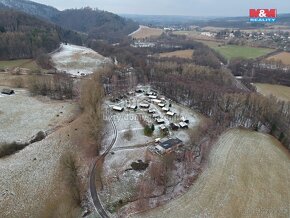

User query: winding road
[89,110,118,218]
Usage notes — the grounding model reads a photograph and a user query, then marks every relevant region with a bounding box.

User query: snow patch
[51,43,111,76]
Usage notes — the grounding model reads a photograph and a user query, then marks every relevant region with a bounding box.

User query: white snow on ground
[0,87,79,217]
[0,87,77,143]
[51,43,111,76]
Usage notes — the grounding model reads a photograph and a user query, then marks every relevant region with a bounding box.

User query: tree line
[149,61,290,150]
[0,9,82,60]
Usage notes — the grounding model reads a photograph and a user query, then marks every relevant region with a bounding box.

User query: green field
[196,40,275,60]
[0,59,39,70]
[213,45,275,60]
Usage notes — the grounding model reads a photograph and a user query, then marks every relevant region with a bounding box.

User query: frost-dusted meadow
[51,44,111,76]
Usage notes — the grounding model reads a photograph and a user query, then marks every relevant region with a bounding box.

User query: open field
[266,52,290,65]
[0,87,77,143]
[51,43,111,76]
[255,83,290,102]
[210,44,274,60]
[195,39,275,60]
[158,49,194,59]
[129,25,163,39]
[0,87,81,217]
[0,59,39,71]
[133,129,290,218]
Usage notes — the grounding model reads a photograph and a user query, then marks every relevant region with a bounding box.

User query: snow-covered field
[132,129,290,218]
[0,87,77,143]
[0,86,80,217]
[51,44,111,76]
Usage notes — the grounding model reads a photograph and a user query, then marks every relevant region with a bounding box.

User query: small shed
[162,107,170,112]
[148,108,156,113]
[140,103,150,108]
[1,88,14,95]
[152,99,162,104]
[148,95,157,99]
[166,111,175,117]
[156,118,165,124]
[170,123,179,130]
[179,121,188,128]
[113,106,124,112]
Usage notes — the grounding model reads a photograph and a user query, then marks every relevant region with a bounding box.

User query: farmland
[133,129,290,218]
[255,83,290,102]
[266,52,290,65]
[129,25,164,39]
[206,44,275,60]
[158,49,194,59]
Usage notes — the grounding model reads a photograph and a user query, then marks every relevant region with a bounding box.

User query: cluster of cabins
[112,88,190,131]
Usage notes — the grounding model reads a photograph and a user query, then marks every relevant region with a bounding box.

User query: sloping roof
[160,138,182,150]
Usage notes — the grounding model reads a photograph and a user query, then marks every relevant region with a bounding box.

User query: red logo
[249,9,277,18]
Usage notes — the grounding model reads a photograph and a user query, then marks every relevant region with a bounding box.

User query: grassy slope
[255,83,290,102]
[211,45,274,60]
[131,26,163,39]
[267,52,290,65]
[133,129,290,218]
[159,49,194,59]
[0,59,39,71]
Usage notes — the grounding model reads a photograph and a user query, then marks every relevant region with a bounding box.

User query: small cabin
[148,108,156,113]
[156,118,165,124]
[166,111,175,117]
[140,103,150,108]
[151,99,162,104]
[162,107,170,112]
[113,106,124,112]
[179,121,188,128]
[170,123,179,130]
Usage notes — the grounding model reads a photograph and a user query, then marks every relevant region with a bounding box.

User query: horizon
[31,0,290,17]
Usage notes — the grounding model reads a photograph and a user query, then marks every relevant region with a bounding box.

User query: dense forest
[0,9,82,60]
[0,0,59,20]
[0,1,139,43]
[52,8,139,42]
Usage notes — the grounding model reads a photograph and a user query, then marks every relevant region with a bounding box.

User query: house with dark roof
[155,138,183,155]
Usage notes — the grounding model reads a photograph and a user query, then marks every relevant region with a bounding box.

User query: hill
[133,129,290,218]
[0,0,139,42]
[0,9,82,60]
[51,8,139,42]
[0,0,59,20]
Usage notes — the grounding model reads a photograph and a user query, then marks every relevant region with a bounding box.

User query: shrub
[0,141,29,158]
[144,125,153,137]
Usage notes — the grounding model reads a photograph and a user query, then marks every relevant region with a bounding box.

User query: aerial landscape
[0,0,290,217]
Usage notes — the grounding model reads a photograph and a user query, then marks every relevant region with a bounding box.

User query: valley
[0,0,290,218]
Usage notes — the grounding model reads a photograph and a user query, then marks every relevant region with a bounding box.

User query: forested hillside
[0,10,82,60]
[52,8,139,42]
[0,0,59,20]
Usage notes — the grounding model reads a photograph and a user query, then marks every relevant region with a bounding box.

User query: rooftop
[160,138,182,150]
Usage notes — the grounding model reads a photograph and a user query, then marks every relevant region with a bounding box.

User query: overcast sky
[33,0,290,17]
